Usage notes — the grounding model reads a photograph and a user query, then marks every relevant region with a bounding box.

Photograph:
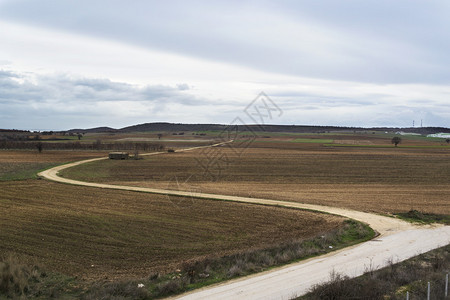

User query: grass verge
[300,244,450,300]
[1,220,374,299]
[395,210,450,225]
[0,162,59,181]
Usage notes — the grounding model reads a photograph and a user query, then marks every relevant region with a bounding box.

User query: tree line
[0,140,164,152]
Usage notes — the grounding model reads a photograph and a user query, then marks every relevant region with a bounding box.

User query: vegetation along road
[38,142,450,299]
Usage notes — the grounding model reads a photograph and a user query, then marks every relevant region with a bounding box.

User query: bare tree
[391,136,402,147]
[157,133,163,140]
[36,142,43,153]
[94,139,102,150]
[133,144,140,160]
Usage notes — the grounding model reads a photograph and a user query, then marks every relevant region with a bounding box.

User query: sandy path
[38,142,450,299]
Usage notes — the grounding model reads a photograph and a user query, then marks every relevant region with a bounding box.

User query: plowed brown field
[0,150,344,280]
[61,143,450,214]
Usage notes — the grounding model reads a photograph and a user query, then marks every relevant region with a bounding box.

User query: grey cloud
[0,70,204,105]
[0,69,229,129]
[1,1,450,84]
[177,83,190,91]
[271,92,384,108]
[0,69,20,78]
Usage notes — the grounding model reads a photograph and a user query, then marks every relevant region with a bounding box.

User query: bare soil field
[60,141,450,215]
[2,134,447,298]
[0,150,106,164]
[0,150,345,281]
[0,180,343,280]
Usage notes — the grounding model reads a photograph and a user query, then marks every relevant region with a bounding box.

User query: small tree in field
[133,144,140,160]
[446,138,450,144]
[157,133,163,140]
[36,142,43,153]
[391,136,402,147]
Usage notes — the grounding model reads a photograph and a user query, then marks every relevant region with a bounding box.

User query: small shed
[108,152,129,160]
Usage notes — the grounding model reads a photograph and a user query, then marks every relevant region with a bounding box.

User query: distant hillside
[67,127,118,133]
[67,123,449,135]
[119,122,225,132]
[0,129,30,133]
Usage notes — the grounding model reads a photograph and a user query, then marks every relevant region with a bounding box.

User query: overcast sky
[0,0,449,130]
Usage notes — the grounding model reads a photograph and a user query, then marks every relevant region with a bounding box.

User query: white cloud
[1,68,449,130]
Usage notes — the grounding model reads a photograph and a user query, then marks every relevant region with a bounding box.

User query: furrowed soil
[0,150,344,281]
[0,180,343,281]
[61,141,450,215]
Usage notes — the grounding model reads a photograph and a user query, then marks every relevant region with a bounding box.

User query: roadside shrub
[156,277,189,296]
[227,264,244,278]
[148,271,160,281]
[0,255,30,297]
[254,251,274,266]
[308,271,396,300]
[84,280,150,300]
[308,271,355,299]
[0,254,84,299]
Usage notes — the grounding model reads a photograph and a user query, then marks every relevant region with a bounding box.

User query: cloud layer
[0,70,221,130]
[1,69,448,130]
[0,1,449,130]
[2,0,450,84]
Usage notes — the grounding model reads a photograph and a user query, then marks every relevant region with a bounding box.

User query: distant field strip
[291,138,334,143]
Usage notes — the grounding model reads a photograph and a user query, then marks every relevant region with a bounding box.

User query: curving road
[38,142,450,300]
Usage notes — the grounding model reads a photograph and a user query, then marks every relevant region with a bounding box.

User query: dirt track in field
[39,160,416,235]
[59,145,450,215]
[38,142,450,299]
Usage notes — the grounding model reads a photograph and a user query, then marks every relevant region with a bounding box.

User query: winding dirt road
[38,143,450,299]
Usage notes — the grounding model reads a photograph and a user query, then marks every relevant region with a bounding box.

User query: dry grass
[61,143,450,215]
[0,150,105,181]
[0,179,343,281]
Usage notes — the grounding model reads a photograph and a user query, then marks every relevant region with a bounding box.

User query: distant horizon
[4,122,449,133]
